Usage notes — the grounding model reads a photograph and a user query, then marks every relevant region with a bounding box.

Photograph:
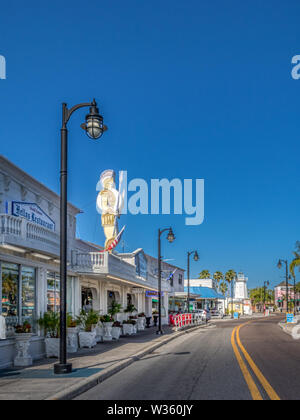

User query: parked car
[195,309,211,322]
[210,309,224,319]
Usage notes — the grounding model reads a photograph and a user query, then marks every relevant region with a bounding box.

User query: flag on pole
[101,225,126,252]
[167,268,178,282]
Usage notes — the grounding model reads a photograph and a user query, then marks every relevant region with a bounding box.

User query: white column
[74,277,81,316]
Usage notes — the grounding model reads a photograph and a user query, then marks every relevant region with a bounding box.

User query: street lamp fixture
[187,250,200,313]
[54,99,107,376]
[157,227,175,335]
[81,99,107,139]
[167,228,175,243]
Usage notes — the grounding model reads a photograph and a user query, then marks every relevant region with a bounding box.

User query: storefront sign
[132,288,145,294]
[146,290,164,298]
[11,202,55,232]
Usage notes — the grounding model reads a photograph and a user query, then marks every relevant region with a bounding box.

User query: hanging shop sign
[146,290,164,298]
[11,201,55,232]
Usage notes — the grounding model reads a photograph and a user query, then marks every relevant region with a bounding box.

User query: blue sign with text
[286,313,295,323]
[11,201,55,231]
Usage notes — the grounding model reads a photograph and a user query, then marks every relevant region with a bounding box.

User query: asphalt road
[75,315,300,400]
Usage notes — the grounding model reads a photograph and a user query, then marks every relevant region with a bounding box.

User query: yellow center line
[236,322,281,401]
[231,325,263,400]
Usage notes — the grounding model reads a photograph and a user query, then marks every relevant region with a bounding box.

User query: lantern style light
[277,259,282,269]
[81,99,107,139]
[194,251,199,261]
[167,228,175,243]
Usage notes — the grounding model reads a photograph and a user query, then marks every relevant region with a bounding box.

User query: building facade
[274,281,297,311]
[0,155,183,369]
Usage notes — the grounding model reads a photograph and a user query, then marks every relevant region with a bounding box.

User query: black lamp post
[263,281,269,314]
[277,259,289,314]
[157,227,175,335]
[54,99,107,375]
[187,251,199,313]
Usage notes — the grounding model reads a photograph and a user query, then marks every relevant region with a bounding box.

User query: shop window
[178,274,183,285]
[169,272,174,287]
[127,293,132,306]
[47,271,60,312]
[1,262,36,332]
[108,291,116,312]
[22,266,36,325]
[82,287,93,311]
[47,271,74,313]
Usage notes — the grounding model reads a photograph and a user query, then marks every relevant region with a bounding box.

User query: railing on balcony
[0,214,22,236]
[26,223,59,248]
[0,213,60,252]
[73,251,106,269]
[71,250,171,292]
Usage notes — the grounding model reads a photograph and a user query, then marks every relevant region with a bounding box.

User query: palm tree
[290,252,300,278]
[219,281,228,297]
[198,270,210,279]
[213,271,223,292]
[225,269,237,316]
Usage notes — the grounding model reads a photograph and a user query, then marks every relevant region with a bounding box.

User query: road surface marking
[236,323,281,401]
[231,326,263,400]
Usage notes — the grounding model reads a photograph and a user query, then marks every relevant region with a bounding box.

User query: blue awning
[184,286,225,300]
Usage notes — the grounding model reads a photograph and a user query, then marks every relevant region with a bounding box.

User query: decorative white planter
[103,322,114,342]
[14,333,33,367]
[137,317,145,331]
[79,331,97,348]
[67,328,79,353]
[122,323,134,335]
[132,324,137,334]
[111,327,121,340]
[95,325,104,343]
[45,337,60,358]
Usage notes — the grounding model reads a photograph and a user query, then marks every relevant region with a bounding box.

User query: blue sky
[0,0,299,289]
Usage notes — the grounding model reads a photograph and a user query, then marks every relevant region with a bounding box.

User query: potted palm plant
[124,304,137,318]
[136,313,146,331]
[153,310,159,327]
[14,321,33,367]
[122,319,135,335]
[37,312,60,358]
[112,321,122,340]
[100,314,114,341]
[77,310,99,348]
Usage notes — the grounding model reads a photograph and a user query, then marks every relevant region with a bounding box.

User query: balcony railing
[0,213,60,255]
[71,250,171,292]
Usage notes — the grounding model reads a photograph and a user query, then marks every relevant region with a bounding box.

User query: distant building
[183,278,224,313]
[234,273,248,300]
[228,272,251,315]
[274,281,296,311]
[184,278,217,290]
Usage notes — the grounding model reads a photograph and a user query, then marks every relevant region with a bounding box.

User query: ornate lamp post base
[54,363,73,375]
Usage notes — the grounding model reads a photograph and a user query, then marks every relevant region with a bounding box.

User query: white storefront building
[0,155,181,369]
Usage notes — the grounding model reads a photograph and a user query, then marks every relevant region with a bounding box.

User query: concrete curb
[46,323,208,401]
[278,321,295,336]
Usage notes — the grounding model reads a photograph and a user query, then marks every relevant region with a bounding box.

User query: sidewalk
[0,324,206,400]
